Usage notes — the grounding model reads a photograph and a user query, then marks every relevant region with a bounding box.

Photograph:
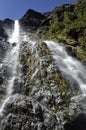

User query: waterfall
[9,20,20,43]
[45,41,86,94]
[0,20,20,116]
[7,20,20,96]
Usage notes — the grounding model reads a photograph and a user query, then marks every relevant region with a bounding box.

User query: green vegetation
[37,1,86,63]
[40,1,86,42]
[18,2,86,124]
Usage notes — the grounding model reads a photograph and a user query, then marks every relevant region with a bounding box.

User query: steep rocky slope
[0,30,85,130]
[0,0,86,130]
[20,0,86,64]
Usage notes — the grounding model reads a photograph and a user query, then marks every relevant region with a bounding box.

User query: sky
[0,0,75,20]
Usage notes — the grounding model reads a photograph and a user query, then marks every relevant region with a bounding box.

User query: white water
[7,20,20,96]
[0,20,20,116]
[45,41,86,94]
[0,97,11,116]
[9,20,20,43]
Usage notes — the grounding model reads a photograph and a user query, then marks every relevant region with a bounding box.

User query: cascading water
[0,20,20,116]
[45,41,86,94]
[0,27,86,129]
[7,20,20,96]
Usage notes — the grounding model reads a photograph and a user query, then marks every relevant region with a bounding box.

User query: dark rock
[35,104,44,122]
[0,40,9,59]
[1,66,12,79]
[68,28,80,41]
[12,78,25,95]
[64,113,86,130]
[22,9,46,20]
[0,1,86,129]
[1,113,22,130]
[0,77,4,85]
[42,12,51,17]
[0,27,7,39]
[12,42,16,47]
[0,92,62,130]
[20,9,46,30]
[0,46,5,58]
[2,18,14,29]
[41,19,51,26]
[65,46,76,57]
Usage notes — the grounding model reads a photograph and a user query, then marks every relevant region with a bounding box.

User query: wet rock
[12,42,16,47]
[65,46,76,57]
[12,78,25,94]
[0,77,4,85]
[0,6,85,129]
[1,113,22,130]
[35,104,44,122]
[0,40,10,59]
[64,113,86,130]
[0,94,60,130]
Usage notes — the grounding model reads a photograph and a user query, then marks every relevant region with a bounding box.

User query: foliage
[38,1,86,51]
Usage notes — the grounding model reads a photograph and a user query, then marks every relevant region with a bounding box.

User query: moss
[74,47,86,63]
[36,1,86,65]
[38,43,50,57]
[0,94,4,101]
[51,73,60,84]
[50,104,57,111]
[59,79,69,93]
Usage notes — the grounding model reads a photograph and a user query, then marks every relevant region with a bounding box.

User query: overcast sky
[0,0,75,20]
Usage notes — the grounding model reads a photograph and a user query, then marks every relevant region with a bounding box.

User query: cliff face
[20,2,86,63]
[0,1,86,130]
[20,9,46,31]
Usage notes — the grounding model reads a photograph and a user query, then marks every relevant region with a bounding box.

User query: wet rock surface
[0,94,59,130]
[0,4,86,129]
[0,28,86,129]
[17,33,86,129]
[0,28,10,100]
[64,113,86,130]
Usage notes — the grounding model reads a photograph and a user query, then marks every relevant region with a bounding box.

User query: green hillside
[36,0,86,63]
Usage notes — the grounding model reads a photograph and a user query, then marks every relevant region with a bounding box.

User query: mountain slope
[20,1,86,63]
[0,1,86,130]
